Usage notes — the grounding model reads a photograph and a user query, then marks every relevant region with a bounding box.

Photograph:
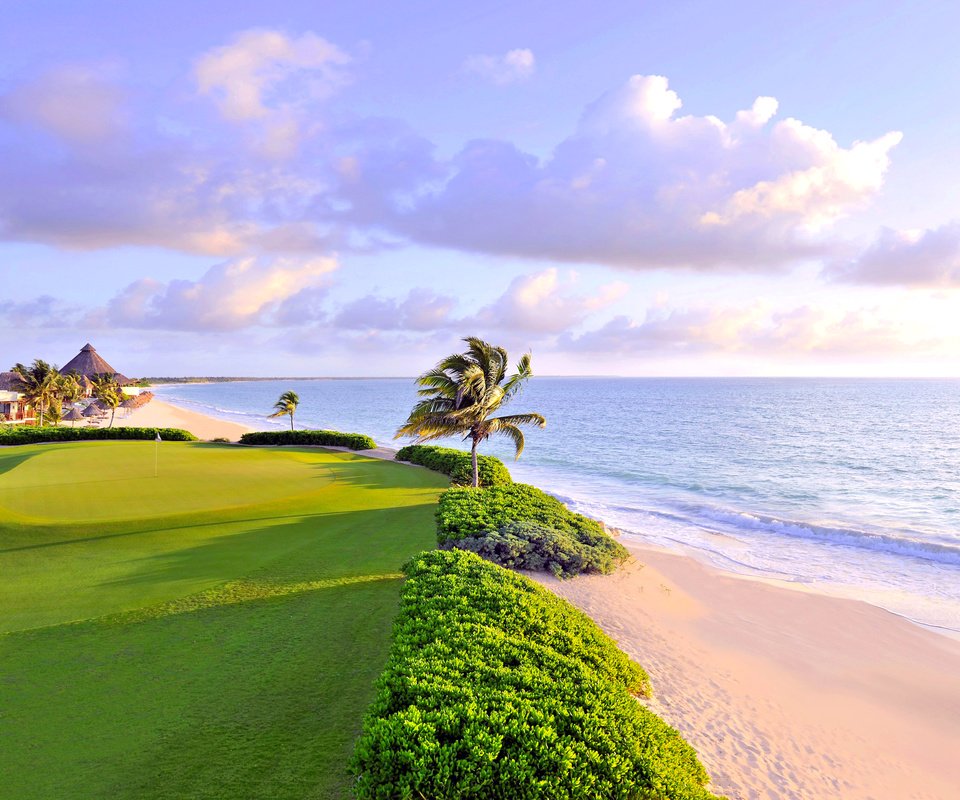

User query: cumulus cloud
[464,48,535,84]
[828,222,960,287]
[471,268,627,333]
[333,288,457,331]
[0,51,903,274]
[343,75,901,270]
[196,29,351,159]
[563,302,928,355]
[0,65,126,144]
[196,29,349,121]
[105,256,337,330]
[0,295,78,328]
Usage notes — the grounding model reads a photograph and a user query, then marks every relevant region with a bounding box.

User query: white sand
[111,399,254,441]
[533,541,960,800]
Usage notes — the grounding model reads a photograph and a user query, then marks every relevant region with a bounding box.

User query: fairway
[0,441,447,800]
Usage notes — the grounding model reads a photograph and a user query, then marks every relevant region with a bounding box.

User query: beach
[114,398,254,441]
[133,393,960,798]
[534,541,960,800]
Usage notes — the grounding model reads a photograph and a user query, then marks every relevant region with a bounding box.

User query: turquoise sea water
[153,378,960,634]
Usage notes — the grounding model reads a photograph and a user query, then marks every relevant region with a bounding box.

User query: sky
[2,0,959,377]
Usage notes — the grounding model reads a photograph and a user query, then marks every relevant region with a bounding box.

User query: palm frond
[488,420,526,458]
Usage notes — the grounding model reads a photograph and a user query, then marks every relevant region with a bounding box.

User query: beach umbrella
[63,407,84,427]
[82,402,103,418]
[120,396,138,417]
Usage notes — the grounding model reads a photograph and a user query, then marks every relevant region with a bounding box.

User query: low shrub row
[0,426,197,445]
[238,429,376,450]
[394,444,512,486]
[351,550,720,800]
[436,483,629,577]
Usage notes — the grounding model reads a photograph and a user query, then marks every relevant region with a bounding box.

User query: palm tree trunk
[471,437,479,487]
[290,413,294,431]
[109,407,116,428]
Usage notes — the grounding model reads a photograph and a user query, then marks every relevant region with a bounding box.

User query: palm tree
[396,337,546,487]
[10,360,60,426]
[91,374,122,428]
[269,390,300,430]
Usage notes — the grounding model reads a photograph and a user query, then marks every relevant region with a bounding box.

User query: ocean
[152,377,960,635]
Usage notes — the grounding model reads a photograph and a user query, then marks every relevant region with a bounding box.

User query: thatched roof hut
[62,344,131,385]
[82,402,104,417]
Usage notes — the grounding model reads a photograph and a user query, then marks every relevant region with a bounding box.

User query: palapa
[61,343,131,385]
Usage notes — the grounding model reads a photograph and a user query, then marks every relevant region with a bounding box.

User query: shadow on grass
[0,448,39,477]
[95,503,436,593]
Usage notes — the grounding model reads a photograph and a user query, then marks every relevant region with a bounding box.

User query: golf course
[0,440,447,799]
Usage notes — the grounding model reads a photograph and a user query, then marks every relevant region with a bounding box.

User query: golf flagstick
[155,431,161,477]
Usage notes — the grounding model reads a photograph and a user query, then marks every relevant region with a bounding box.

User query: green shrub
[351,550,720,800]
[395,444,512,486]
[0,426,197,445]
[238,429,376,450]
[436,483,628,577]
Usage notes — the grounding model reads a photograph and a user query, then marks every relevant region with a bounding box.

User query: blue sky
[2,1,959,376]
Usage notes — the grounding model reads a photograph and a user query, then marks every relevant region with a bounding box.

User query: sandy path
[533,542,960,800]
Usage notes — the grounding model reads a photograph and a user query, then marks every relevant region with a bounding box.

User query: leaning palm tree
[10,360,60,426]
[269,390,300,430]
[396,337,546,487]
[90,374,122,428]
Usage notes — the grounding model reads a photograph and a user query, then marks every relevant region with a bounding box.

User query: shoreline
[112,398,255,441]
[121,394,959,796]
[533,541,960,800]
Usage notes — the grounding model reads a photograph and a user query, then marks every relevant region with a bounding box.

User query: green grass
[0,441,447,799]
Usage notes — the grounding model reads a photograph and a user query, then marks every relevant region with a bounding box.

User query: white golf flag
[155,432,162,442]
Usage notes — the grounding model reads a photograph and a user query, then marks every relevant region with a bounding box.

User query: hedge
[0,426,197,445]
[395,444,512,486]
[351,550,721,800]
[238,429,376,450]
[436,483,629,577]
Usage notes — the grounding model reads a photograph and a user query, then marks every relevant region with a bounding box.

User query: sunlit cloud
[104,256,338,330]
[471,268,627,333]
[828,222,960,287]
[562,301,945,355]
[344,75,902,270]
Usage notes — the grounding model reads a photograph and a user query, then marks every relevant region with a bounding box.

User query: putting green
[0,441,448,799]
[0,441,335,522]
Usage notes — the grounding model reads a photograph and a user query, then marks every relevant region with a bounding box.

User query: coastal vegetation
[397,337,546,487]
[10,360,64,426]
[395,443,512,486]
[0,426,197,445]
[239,429,376,449]
[0,440,447,799]
[91,373,123,428]
[437,483,629,577]
[268,389,300,430]
[352,550,720,800]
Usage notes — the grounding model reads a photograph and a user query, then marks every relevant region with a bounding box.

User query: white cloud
[828,222,960,286]
[105,257,338,330]
[0,65,125,144]
[333,288,457,331]
[471,268,627,333]
[464,48,535,85]
[563,302,934,355]
[196,29,350,158]
[346,75,901,270]
[196,29,349,121]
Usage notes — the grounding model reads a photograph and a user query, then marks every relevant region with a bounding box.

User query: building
[0,372,32,422]
[61,343,132,387]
